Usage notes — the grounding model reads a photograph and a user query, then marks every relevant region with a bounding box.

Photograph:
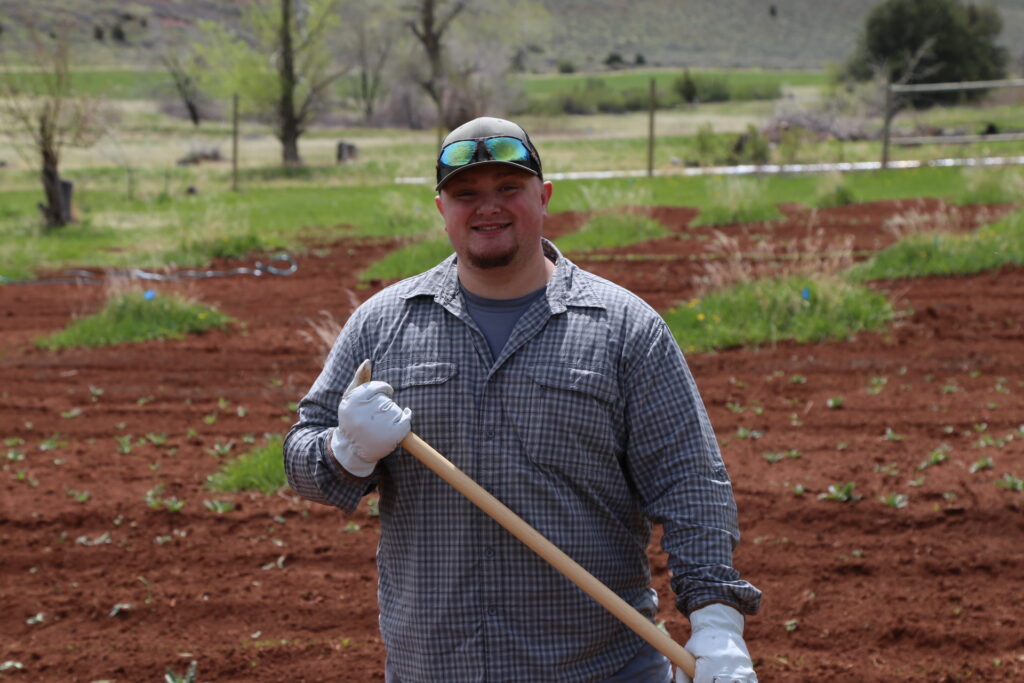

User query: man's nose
[475,192,503,214]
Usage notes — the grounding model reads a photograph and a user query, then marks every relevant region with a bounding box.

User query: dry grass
[298,290,361,361]
[693,222,854,294]
[882,203,999,241]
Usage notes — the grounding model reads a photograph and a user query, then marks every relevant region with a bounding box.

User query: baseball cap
[435,117,543,191]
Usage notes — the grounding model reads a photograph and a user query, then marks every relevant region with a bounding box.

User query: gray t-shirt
[459,281,547,360]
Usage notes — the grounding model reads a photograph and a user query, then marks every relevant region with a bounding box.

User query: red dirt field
[2,199,1022,682]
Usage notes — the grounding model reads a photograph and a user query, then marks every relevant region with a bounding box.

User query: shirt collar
[399,238,606,312]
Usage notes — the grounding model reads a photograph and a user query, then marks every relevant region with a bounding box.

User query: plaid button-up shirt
[285,240,761,682]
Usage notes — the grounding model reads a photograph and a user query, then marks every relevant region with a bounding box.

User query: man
[284,117,761,682]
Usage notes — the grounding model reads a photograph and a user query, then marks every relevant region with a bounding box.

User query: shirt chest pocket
[517,365,623,476]
[376,361,457,429]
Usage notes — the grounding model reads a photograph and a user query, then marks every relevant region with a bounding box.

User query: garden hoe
[354,359,698,678]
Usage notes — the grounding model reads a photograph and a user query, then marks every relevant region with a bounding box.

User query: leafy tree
[404,0,550,136]
[192,0,346,165]
[844,0,1008,106]
[0,23,107,228]
[339,0,402,125]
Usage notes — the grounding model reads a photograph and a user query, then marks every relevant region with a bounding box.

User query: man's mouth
[472,223,510,232]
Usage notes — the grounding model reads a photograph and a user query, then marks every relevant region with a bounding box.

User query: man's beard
[467,244,517,269]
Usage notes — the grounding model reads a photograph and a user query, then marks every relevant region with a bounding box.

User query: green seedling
[880,492,909,508]
[726,401,744,414]
[26,613,44,625]
[997,473,1024,492]
[204,498,236,514]
[789,375,807,384]
[145,433,169,446]
[917,444,951,471]
[367,497,380,517]
[89,386,104,401]
[874,462,900,477]
[164,660,198,683]
[76,532,111,546]
[137,396,154,405]
[826,396,845,409]
[736,426,764,440]
[784,618,799,632]
[867,376,888,395]
[941,384,960,395]
[789,413,804,427]
[4,437,25,447]
[60,408,83,419]
[792,484,806,497]
[115,434,134,454]
[217,397,230,410]
[970,456,994,473]
[763,449,802,463]
[344,521,361,533]
[207,440,235,458]
[203,412,218,425]
[38,434,67,451]
[236,405,248,417]
[883,427,905,442]
[144,484,185,513]
[66,489,91,503]
[819,481,861,502]
[6,449,26,462]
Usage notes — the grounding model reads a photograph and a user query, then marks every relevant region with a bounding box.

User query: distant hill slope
[539,0,1024,69]
[1,0,1021,71]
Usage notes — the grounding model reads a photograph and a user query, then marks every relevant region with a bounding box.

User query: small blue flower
[143,289,157,301]
[800,287,810,301]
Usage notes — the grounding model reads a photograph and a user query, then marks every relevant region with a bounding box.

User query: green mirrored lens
[439,140,478,166]
[484,137,530,162]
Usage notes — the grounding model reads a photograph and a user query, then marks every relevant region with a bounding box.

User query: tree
[0,22,107,228]
[193,0,347,165]
[404,0,551,136]
[844,0,1008,107]
[406,0,467,142]
[338,0,402,125]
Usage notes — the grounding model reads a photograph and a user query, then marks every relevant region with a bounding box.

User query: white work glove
[674,604,757,683]
[330,360,411,477]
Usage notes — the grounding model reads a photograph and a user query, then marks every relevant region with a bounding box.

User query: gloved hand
[330,359,412,477]
[674,603,757,683]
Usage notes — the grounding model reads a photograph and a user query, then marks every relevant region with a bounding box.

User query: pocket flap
[379,361,457,390]
[526,365,619,404]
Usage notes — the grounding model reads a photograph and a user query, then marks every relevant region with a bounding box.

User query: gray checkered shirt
[284,240,761,682]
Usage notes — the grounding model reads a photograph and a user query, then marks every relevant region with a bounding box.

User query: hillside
[541,0,1024,69]
[0,0,1022,70]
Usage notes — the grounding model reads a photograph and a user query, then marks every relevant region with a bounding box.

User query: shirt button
[484,546,495,558]
[485,430,496,441]
[486,606,497,616]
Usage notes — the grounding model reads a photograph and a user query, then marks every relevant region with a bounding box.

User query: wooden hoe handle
[354,360,697,677]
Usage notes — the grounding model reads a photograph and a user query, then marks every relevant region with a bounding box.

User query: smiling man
[285,117,761,682]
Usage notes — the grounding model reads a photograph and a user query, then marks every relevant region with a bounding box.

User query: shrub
[555,212,670,254]
[690,178,782,227]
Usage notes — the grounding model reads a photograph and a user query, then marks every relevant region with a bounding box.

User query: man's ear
[435,194,445,217]
[540,180,553,213]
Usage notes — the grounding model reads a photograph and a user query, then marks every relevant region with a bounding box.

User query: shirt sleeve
[283,306,379,512]
[621,320,762,617]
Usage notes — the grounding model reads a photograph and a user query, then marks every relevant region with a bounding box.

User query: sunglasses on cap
[436,135,542,189]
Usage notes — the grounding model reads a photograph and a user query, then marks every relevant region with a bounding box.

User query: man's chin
[467,248,516,270]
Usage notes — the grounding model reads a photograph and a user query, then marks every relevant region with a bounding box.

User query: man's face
[435,165,553,272]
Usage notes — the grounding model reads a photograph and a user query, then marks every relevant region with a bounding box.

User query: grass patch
[811,172,858,209]
[689,177,782,227]
[662,274,892,353]
[848,209,1024,281]
[36,290,232,349]
[555,211,670,253]
[206,434,286,494]
[359,234,453,283]
[954,168,1024,206]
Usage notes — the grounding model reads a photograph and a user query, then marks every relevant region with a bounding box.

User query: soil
[2,198,1022,682]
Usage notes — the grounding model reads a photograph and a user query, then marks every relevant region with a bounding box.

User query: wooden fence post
[880,82,893,170]
[232,93,240,192]
[647,78,656,177]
